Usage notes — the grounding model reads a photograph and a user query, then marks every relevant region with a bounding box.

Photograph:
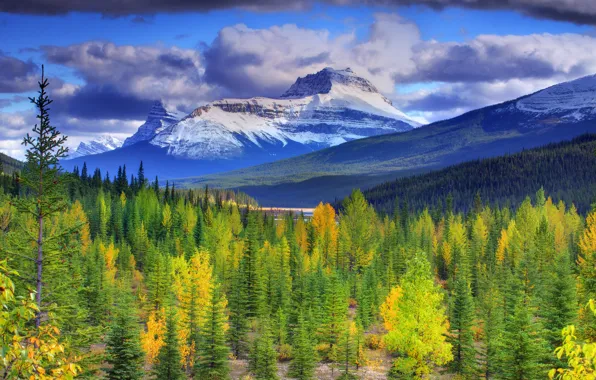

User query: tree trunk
[35,211,43,328]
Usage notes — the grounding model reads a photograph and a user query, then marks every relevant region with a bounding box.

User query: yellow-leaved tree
[0,260,80,379]
[380,252,453,378]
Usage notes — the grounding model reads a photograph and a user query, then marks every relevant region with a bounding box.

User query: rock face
[150,67,421,160]
[69,135,123,159]
[122,101,183,147]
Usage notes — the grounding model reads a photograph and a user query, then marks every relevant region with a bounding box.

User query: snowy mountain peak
[516,74,596,121]
[69,135,123,159]
[123,100,184,147]
[281,67,380,98]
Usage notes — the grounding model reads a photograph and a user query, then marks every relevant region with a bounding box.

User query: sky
[1,0,596,159]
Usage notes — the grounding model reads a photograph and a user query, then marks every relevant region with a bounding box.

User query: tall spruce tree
[105,293,145,380]
[497,296,549,379]
[249,319,279,380]
[195,283,229,380]
[13,66,75,328]
[449,276,477,378]
[153,308,184,380]
[289,312,317,380]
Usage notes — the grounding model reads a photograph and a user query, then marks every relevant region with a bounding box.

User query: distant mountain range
[63,67,419,177]
[68,135,123,159]
[175,73,596,206]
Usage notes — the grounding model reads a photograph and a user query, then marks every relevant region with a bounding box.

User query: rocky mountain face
[122,101,184,147]
[68,135,123,159]
[150,67,420,159]
[62,67,422,179]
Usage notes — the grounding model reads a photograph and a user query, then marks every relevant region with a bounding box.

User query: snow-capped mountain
[69,135,123,159]
[122,100,184,147]
[515,74,596,123]
[150,67,420,159]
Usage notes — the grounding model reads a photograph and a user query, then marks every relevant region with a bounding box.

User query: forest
[363,134,596,215]
[1,75,596,380]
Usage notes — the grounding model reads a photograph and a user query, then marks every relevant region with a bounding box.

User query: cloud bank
[2,0,596,25]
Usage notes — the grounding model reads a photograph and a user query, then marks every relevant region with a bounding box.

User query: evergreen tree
[195,283,229,380]
[153,308,184,380]
[289,312,317,380]
[228,266,248,358]
[137,161,145,189]
[497,296,549,379]
[541,252,577,355]
[319,272,347,364]
[13,66,73,328]
[105,293,145,380]
[449,276,477,378]
[249,319,279,380]
[194,206,206,248]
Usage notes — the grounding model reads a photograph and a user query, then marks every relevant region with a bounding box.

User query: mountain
[0,152,23,174]
[363,134,596,214]
[63,67,419,178]
[122,100,183,147]
[68,135,123,159]
[151,67,419,159]
[176,73,596,206]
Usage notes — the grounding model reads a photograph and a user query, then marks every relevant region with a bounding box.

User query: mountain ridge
[63,67,420,178]
[173,72,596,205]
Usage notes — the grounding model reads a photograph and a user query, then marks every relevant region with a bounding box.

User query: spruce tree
[228,266,248,358]
[105,294,145,380]
[541,252,577,355]
[497,296,549,379]
[249,319,279,380]
[319,272,347,364]
[289,312,317,380]
[195,283,229,380]
[449,276,477,378]
[194,206,206,248]
[13,66,74,328]
[153,308,184,380]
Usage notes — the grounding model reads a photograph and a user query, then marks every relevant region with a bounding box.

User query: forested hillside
[363,134,596,215]
[0,152,23,174]
[2,77,596,380]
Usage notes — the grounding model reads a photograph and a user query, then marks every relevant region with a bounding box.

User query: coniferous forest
[2,76,596,380]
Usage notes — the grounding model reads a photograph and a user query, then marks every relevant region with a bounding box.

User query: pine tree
[541,252,577,356]
[249,319,279,380]
[105,293,145,380]
[319,272,347,364]
[228,266,248,358]
[13,66,74,328]
[195,283,229,380]
[336,321,362,380]
[153,308,184,380]
[289,312,317,380]
[497,296,549,379]
[194,206,206,248]
[449,276,477,378]
[243,211,261,317]
[137,161,145,189]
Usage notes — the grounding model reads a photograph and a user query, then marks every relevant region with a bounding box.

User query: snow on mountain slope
[123,100,184,147]
[516,74,596,122]
[69,135,123,159]
[151,67,420,160]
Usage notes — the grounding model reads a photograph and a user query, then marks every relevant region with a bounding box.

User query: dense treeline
[0,152,23,175]
[2,73,596,380]
[364,134,596,215]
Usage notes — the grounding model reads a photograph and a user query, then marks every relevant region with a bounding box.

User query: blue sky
[2,0,596,158]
